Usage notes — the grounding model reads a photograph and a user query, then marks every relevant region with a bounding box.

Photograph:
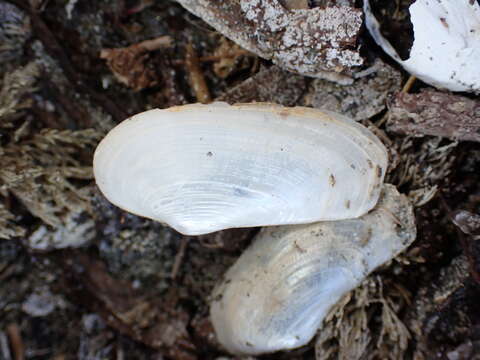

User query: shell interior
[93,103,388,235]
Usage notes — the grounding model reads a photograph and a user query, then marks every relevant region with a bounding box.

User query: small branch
[401,75,416,93]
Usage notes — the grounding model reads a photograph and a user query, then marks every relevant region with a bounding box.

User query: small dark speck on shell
[234,188,249,197]
[329,174,336,187]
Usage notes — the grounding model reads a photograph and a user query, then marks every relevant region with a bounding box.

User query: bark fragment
[217,65,306,105]
[302,60,401,121]
[176,0,363,82]
[388,89,480,142]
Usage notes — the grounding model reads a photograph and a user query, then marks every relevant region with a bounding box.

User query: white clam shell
[93,103,387,235]
[210,184,416,355]
[364,0,480,92]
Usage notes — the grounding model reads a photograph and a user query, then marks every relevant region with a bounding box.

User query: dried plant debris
[406,256,480,359]
[63,253,196,359]
[176,0,363,82]
[387,137,457,207]
[1,129,100,243]
[99,225,179,291]
[0,62,39,121]
[0,203,25,240]
[0,62,102,246]
[100,36,173,91]
[452,210,480,236]
[388,89,480,143]
[212,38,254,79]
[217,65,306,105]
[185,43,212,104]
[302,60,401,121]
[315,277,410,360]
[0,1,31,66]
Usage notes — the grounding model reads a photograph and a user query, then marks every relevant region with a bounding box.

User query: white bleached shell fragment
[210,184,416,355]
[93,103,387,235]
[364,0,480,92]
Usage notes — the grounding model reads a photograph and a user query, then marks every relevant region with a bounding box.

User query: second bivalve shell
[93,103,387,235]
[210,184,416,355]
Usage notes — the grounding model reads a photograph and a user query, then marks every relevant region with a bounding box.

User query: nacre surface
[210,184,416,355]
[93,103,387,235]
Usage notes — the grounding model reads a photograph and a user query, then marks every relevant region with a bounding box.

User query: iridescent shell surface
[93,103,387,235]
[210,184,416,355]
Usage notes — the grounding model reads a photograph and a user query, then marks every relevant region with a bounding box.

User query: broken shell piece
[210,184,416,355]
[93,103,387,235]
[364,0,480,92]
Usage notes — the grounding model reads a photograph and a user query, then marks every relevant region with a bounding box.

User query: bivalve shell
[210,184,416,355]
[364,0,480,92]
[93,103,387,235]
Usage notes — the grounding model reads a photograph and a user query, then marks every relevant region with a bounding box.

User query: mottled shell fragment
[364,0,480,92]
[93,103,387,235]
[210,184,416,355]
